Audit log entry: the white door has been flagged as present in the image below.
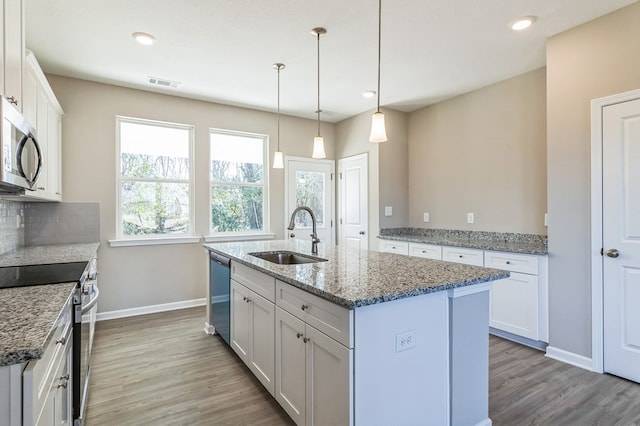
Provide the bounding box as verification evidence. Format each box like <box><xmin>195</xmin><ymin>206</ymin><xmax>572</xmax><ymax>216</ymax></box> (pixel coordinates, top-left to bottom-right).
<box><xmin>275</xmin><ymin>307</ymin><xmax>306</xmax><ymax>425</ymax></box>
<box><xmin>603</xmin><ymin>98</ymin><xmax>640</xmax><ymax>383</ymax></box>
<box><xmin>338</xmin><ymin>154</ymin><xmax>368</xmax><ymax>250</ymax></box>
<box><xmin>230</xmin><ymin>281</ymin><xmax>250</xmax><ymax>362</ymax></box>
<box><xmin>285</xmin><ymin>157</ymin><xmax>334</xmax><ymax>246</ymax></box>
<box><xmin>249</xmin><ymin>292</ymin><xmax>275</xmax><ymax>396</ymax></box>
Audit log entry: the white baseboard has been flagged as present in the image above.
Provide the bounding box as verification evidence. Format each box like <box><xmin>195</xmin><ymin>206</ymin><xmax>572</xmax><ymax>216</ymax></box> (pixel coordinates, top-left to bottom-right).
<box><xmin>475</xmin><ymin>418</ymin><xmax>492</xmax><ymax>426</ymax></box>
<box><xmin>545</xmin><ymin>346</ymin><xmax>593</xmax><ymax>371</ymax></box>
<box><xmin>97</xmin><ymin>298</ymin><xmax>206</xmax><ymax>321</ymax></box>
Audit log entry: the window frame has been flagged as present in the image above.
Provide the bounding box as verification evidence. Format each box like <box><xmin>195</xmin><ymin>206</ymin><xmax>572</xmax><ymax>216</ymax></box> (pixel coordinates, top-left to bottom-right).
<box><xmin>114</xmin><ymin>116</ymin><xmax>195</xmax><ymax>241</ymax></box>
<box><xmin>208</xmin><ymin>127</ymin><xmax>270</xmax><ymax>237</ymax></box>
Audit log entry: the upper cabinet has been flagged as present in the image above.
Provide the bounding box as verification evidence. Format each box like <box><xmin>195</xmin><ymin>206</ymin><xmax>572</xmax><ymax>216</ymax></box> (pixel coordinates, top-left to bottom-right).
<box><xmin>2</xmin><ymin>0</ymin><xmax>25</xmax><ymax>110</ymax></box>
<box><xmin>22</xmin><ymin>51</ymin><xmax>64</xmax><ymax>201</ymax></box>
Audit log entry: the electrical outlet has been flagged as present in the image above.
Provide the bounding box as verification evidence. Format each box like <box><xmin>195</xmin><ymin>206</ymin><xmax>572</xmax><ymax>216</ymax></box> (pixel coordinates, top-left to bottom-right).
<box><xmin>385</xmin><ymin>206</ymin><xmax>393</xmax><ymax>216</ymax></box>
<box><xmin>423</xmin><ymin>212</ymin><xmax>430</xmax><ymax>223</ymax></box>
<box><xmin>396</xmin><ymin>330</ymin><xmax>416</xmax><ymax>352</ymax></box>
<box><xmin>467</xmin><ymin>212</ymin><xmax>475</xmax><ymax>224</ymax></box>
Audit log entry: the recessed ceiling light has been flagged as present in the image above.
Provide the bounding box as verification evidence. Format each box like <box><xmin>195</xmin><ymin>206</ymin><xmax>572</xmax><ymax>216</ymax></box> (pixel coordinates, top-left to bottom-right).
<box><xmin>362</xmin><ymin>90</ymin><xmax>376</xmax><ymax>99</ymax></box>
<box><xmin>132</xmin><ymin>32</ymin><xmax>156</xmax><ymax>45</ymax></box>
<box><xmin>511</xmin><ymin>16</ymin><xmax>537</xmax><ymax>31</ymax></box>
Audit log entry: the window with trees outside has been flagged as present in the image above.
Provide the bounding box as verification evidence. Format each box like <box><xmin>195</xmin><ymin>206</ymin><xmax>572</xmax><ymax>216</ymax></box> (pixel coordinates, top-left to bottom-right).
<box><xmin>210</xmin><ymin>129</ymin><xmax>268</xmax><ymax>234</ymax></box>
<box><xmin>117</xmin><ymin>117</ymin><xmax>193</xmax><ymax>238</ymax></box>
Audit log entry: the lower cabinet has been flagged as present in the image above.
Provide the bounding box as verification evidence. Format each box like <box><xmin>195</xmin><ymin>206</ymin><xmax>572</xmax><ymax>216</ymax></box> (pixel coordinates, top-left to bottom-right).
<box><xmin>230</xmin><ymin>280</ymin><xmax>275</xmax><ymax>395</ymax></box>
<box><xmin>489</xmin><ymin>272</ymin><xmax>539</xmax><ymax>340</ymax></box>
<box><xmin>275</xmin><ymin>306</ymin><xmax>352</xmax><ymax>426</ymax></box>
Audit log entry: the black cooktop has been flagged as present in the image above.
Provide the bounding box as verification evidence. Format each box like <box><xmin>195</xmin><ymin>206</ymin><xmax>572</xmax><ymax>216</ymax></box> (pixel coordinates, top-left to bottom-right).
<box><xmin>0</xmin><ymin>262</ymin><xmax>88</xmax><ymax>289</ymax></box>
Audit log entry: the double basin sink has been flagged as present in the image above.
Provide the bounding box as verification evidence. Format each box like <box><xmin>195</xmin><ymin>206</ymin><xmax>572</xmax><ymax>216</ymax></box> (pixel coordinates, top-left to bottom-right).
<box><xmin>249</xmin><ymin>251</ymin><xmax>327</xmax><ymax>265</ymax></box>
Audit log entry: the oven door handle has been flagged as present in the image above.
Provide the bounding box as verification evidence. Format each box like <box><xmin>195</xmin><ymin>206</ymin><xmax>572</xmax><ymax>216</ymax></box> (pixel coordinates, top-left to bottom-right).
<box><xmin>81</xmin><ymin>286</ymin><xmax>100</xmax><ymax>314</ymax></box>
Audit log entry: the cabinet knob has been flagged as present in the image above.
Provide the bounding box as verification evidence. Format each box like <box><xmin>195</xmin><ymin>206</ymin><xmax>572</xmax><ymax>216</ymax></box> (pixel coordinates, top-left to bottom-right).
<box><xmin>301</xmin><ymin>304</ymin><xmax>309</xmax><ymax>311</ymax></box>
<box><xmin>505</xmin><ymin>261</ymin><xmax>511</xmax><ymax>265</ymax></box>
<box><xmin>56</xmin><ymin>337</ymin><xmax>66</xmax><ymax>345</ymax></box>
<box><xmin>296</xmin><ymin>332</ymin><xmax>303</xmax><ymax>339</ymax></box>
<box><xmin>37</xmin><ymin>186</ymin><xmax>45</xmax><ymax>191</ymax></box>
<box><xmin>303</xmin><ymin>337</ymin><xmax>311</xmax><ymax>343</ymax></box>
<box><xmin>359</xmin><ymin>231</ymin><xmax>366</xmax><ymax>235</ymax></box>
<box><xmin>245</xmin><ymin>298</ymin><xmax>251</xmax><ymax>303</ymax></box>
<box><xmin>57</xmin><ymin>382</ymin><xmax>68</xmax><ymax>389</ymax></box>
<box><xmin>422</xmin><ymin>250</ymin><xmax>426</xmax><ymax>253</ymax></box>
<box><xmin>289</xmin><ymin>232</ymin><xmax>296</xmax><ymax>238</ymax></box>
<box><xmin>459</xmin><ymin>255</ymin><xmax>463</xmax><ymax>258</ymax></box>
<box><xmin>7</xmin><ymin>96</ymin><xmax>18</xmax><ymax>106</ymax></box>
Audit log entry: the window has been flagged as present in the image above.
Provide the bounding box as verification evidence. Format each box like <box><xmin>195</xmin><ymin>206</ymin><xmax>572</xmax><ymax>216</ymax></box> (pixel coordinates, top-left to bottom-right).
<box><xmin>210</xmin><ymin>129</ymin><xmax>268</xmax><ymax>234</ymax></box>
<box><xmin>116</xmin><ymin>117</ymin><xmax>193</xmax><ymax>238</ymax></box>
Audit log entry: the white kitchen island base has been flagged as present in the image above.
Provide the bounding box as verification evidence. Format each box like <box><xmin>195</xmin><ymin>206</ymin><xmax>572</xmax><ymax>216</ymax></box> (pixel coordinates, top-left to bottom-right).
<box><xmin>354</xmin><ymin>282</ymin><xmax>491</xmax><ymax>426</ymax></box>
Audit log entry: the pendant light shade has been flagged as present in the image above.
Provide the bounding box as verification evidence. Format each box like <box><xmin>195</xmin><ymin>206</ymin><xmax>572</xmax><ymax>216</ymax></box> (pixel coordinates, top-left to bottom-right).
<box><xmin>369</xmin><ymin>0</ymin><xmax>388</xmax><ymax>143</ymax></box>
<box><xmin>311</xmin><ymin>27</ymin><xmax>327</xmax><ymax>159</ymax></box>
<box><xmin>369</xmin><ymin>111</ymin><xmax>387</xmax><ymax>143</ymax></box>
<box><xmin>273</xmin><ymin>63</ymin><xmax>285</xmax><ymax>169</ymax></box>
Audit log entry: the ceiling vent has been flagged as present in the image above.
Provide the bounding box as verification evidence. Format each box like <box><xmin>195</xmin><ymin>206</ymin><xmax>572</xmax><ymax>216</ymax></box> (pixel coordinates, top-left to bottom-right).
<box><xmin>146</xmin><ymin>76</ymin><xmax>181</xmax><ymax>88</ymax></box>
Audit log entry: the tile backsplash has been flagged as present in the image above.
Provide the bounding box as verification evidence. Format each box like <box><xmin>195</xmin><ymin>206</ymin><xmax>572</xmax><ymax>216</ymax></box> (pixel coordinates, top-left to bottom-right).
<box><xmin>0</xmin><ymin>201</ymin><xmax>100</xmax><ymax>254</ymax></box>
<box><xmin>0</xmin><ymin>201</ymin><xmax>24</xmax><ymax>254</ymax></box>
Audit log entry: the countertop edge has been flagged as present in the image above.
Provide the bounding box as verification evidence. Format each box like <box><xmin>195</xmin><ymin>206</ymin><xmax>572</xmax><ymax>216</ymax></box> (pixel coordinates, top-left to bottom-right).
<box><xmin>377</xmin><ymin>235</ymin><xmax>548</xmax><ymax>255</ymax></box>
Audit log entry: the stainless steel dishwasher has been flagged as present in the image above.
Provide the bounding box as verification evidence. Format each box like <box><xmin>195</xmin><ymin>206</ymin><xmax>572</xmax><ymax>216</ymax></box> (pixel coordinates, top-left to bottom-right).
<box><xmin>209</xmin><ymin>251</ymin><xmax>231</xmax><ymax>345</ymax></box>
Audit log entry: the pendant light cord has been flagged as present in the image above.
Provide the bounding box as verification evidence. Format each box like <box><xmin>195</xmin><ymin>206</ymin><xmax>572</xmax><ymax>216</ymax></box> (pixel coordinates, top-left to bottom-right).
<box><xmin>376</xmin><ymin>0</ymin><xmax>382</xmax><ymax>114</ymax></box>
<box><xmin>316</xmin><ymin>31</ymin><xmax>321</xmax><ymax>137</ymax></box>
<box><xmin>277</xmin><ymin>66</ymin><xmax>281</xmax><ymax>151</ymax></box>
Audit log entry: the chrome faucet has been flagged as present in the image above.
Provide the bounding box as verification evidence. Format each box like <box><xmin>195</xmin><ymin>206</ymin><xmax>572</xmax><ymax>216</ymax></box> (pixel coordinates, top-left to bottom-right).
<box><xmin>287</xmin><ymin>206</ymin><xmax>320</xmax><ymax>254</ymax></box>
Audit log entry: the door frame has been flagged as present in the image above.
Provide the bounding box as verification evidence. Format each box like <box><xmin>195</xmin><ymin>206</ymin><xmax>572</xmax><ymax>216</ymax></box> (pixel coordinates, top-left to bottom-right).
<box><xmin>284</xmin><ymin>155</ymin><xmax>335</xmax><ymax>245</ymax></box>
<box><xmin>590</xmin><ymin>88</ymin><xmax>640</xmax><ymax>374</ymax></box>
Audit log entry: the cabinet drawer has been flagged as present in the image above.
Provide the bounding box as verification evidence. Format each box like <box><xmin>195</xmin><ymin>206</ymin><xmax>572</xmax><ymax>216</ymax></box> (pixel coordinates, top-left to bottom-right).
<box><xmin>409</xmin><ymin>243</ymin><xmax>442</xmax><ymax>260</ymax></box>
<box><xmin>380</xmin><ymin>240</ymin><xmax>409</xmax><ymax>255</ymax></box>
<box><xmin>442</xmin><ymin>246</ymin><xmax>484</xmax><ymax>266</ymax></box>
<box><xmin>276</xmin><ymin>281</ymin><xmax>353</xmax><ymax>348</ymax></box>
<box><xmin>484</xmin><ymin>251</ymin><xmax>539</xmax><ymax>275</ymax></box>
<box><xmin>232</xmin><ymin>262</ymin><xmax>276</xmax><ymax>302</ymax></box>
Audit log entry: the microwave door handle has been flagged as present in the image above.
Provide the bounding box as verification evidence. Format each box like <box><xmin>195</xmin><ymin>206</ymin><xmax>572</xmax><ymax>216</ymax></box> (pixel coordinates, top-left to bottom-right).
<box><xmin>81</xmin><ymin>286</ymin><xmax>100</xmax><ymax>314</ymax></box>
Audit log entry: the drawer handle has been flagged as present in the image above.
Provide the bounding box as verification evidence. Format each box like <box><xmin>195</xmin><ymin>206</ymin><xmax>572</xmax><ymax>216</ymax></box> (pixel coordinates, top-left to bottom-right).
<box><xmin>56</xmin><ymin>337</ymin><xmax>66</xmax><ymax>345</ymax></box>
<box><xmin>57</xmin><ymin>382</ymin><xmax>68</xmax><ymax>389</ymax></box>
<box><xmin>422</xmin><ymin>250</ymin><xmax>426</xmax><ymax>253</ymax></box>
<box><xmin>59</xmin><ymin>374</ymin><xmax>69</xmax><ymax>381</ymax></box>
<box><xmin>7</xmin><ymin>96</ymin><xmax>18</xmax><ymax>106</ymax></box>
<box><xmin>506</xmin><ymin>261</ymin><xmax>511</xmax><ymax>265</ymax></box>
<box><xmin>296</xmin><ymin>332</ymin><xmax>303</xmax><ymax>339</ymax></box>
<box><xmin>301</xmin><ymin>304</ymin><xmax>309</xmax><ymax>311</ymax></box>
<box><xmin>392</xmin><ymin>246</ymin><xmax>396</xmax><ymax>249</ymax></box>
<box><xmin>303</xmin><ymin>337</ymin><xmax>311</xmax><ymax>343</ymax></box>
<box><xmin>245</xmin><ymin>298</ymin><xmax>251</xmax><ymax>303</ymax></box>
<box><xmin>459</xmin><ymin>255</ymin><xmax>464</xmax><ymax>258</ymax></box>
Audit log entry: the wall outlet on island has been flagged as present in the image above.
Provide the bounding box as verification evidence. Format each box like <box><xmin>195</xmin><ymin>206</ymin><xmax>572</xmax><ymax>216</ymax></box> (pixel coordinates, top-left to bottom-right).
<box><xmin>396</xmin><ymin>330</ymin><xmax>416</xmax><ymax>352</ymax></box>
<box><xmin>467</xmin><ymin>212</ymin><xmax>475</xmax><ymax>224</ymax></box>
<box><xmin>423</xmin><ymin>212</ymin><xmax>429</xmax><ymax>222</ymax></box>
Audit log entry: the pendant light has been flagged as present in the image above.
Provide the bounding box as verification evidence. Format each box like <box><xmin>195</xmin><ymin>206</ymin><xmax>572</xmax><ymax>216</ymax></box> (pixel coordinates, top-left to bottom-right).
<box><xmin>311</xmin><ymin>27</ymin><xmax>327</xmax><ymax>159</ymax></box>
<box><xmin>369</xmin><ymin>0</ymin><xmax>388</xmax><ymax>143</ymax></box>
<box><xmin>272</xmin><ymin>63</ymin><xmax>285</xmax><ymax>169</ymax></box>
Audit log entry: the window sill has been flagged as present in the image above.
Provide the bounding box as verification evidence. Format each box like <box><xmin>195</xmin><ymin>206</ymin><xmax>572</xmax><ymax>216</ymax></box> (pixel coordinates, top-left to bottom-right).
<box><xmin>204</xmin><ymin>233</ymin><xmax>276</xmax><ymax>243</ymax></box>
<box><xmin>109</xmin><ymin>236</ymin><xmax>202</xmax><ymax>247</ymax></box>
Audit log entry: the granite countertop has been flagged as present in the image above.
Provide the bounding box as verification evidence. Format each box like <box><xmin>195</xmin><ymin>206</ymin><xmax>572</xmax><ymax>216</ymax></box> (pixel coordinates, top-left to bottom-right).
<box><xmin>0</xmin><ymin>242</ymin><xmax>100</xmax><ymax>367</ymax></box>
<box><xmin>0</xmin><ymin>283</ymin><xmax>76</xmax><ymax>367</ymax></box>
<box><xmin>0</xmin><ymin>242</ymin><xmax>100</xmax><ymax>267</ymax></box>
<box><xmin>378</xmin><ymin>228</ymin><xmax>548</xmax><ymax>255</ymax></box>
<box><xmin>205</xmin><ymin>240</ymin><xmax>509</xmax><ymax>308</ymax></box>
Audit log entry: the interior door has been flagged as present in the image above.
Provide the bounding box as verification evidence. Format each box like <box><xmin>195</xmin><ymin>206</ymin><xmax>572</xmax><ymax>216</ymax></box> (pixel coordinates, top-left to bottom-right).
<box><xmin>603</xmin><ymin>98</ymin><xmax>640</xmax><ymax>383</ymax></box>
<box><xmin>338</xmin><ymin>154</ymin><xmax>368</xmax><ymax>251</ymax></box>
<box><xmin>285</xmin><ymin>157</ymin><xmax>334</xmax><ymax>246</ymax></box>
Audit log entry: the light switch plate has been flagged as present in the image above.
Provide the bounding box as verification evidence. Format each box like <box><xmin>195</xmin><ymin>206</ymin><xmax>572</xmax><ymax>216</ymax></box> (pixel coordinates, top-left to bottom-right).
<box><xmin>423</xmin><ymin>212</ymin><xmax>430</xmax><ymax>222</ymax></box>
<box><xmin>544</xmin><ymin>213</ymin><xmax>548</xmax><ymax>226</ymax></box>
<box><xmin>467</xmin><ymin>212</ymin><xmax>475</xmax><ymax>224</ymax></box>
<box><xmin>385</xmin><ymin>206</ymin><xmax>393</xmax><ymax>216</ymax></box>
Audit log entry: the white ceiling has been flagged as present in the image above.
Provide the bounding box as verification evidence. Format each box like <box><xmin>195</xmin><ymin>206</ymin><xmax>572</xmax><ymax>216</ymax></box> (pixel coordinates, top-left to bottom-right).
<box><xmin>25</xmin><ymin>0</ymin><xmax>637</xmax><ymax>123</ymax></box>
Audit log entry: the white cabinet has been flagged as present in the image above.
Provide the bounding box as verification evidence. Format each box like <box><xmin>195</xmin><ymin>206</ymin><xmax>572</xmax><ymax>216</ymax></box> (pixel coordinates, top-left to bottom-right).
<box><xmin>409</xmin><ymin>242</ymin><xmax>442</xmax><ymax>260</ymax></box>
<box><xmin>23</xmin><ymin>295</ymin><xmax>73</xmax><ymax>426</ymax></box>
<box><xmin>21</xmin><ymin>51</ymin><xmax>63</xmax><ymax>201</ymax></box>
<box><xmin>2</xmin><ymin>0</ymin><xmax>24</xmax><ymax>110</ymax></box>
<box><xmin>442</xmin><ymin>246</ymin><xmax>484</xmax><ymax>266</ymax></box>
<box><xmin>275</xmin><ymin>306</ymin><xmax>352</xmax><ymax>426</ymax></box>
<box><xmin>379</xmin><ymin>240</ymin><xmax>409</xmax><ymax>255</ymax></box>
<box><xmin>230</xmin><ymin>263</ymin><xmax>276</xmax><ymax>396</ymax></box>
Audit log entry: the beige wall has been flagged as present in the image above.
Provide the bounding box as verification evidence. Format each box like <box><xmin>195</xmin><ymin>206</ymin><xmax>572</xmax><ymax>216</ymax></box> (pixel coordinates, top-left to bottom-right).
<box><xmin>546</xmin><ymin>2</ymin><xmax>640</xmax><ymax>357</ymax></box>
<box><xmin>335</xmin><ymin>107</ymin><xmax>409</xmax><ymax>250</ymax></box>
<box><xmin>49</xmin><ymin>75</ymin><xmax>334</xmax><ymax>313</ymax></box>
<box><xmin>408</xmin><ymin>68</ymin><xmax>547</xmax><ymax>234</ymax></box>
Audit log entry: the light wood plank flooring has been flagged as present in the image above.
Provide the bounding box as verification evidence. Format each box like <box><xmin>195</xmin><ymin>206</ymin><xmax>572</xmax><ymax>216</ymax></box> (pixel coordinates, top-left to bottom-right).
<box><xmin>86</xmin><ymin>306</ymin><xmax>640</xmax><ymax>425</ymax></box>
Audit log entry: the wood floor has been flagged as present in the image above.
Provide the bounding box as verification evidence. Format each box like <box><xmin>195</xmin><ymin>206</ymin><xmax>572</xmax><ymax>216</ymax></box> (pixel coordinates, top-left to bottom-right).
<box><xmin>85</xmin><ymin>306</ymin><xmax>640</xmax><ymax>425</ymax></box>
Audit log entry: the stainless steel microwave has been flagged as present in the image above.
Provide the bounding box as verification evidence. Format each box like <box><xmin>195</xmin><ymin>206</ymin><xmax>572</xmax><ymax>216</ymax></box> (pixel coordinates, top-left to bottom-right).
<box><xmin>1</xmin><ymin>96</ymin><xmax>42</xmax><ymax>192</ymax></box>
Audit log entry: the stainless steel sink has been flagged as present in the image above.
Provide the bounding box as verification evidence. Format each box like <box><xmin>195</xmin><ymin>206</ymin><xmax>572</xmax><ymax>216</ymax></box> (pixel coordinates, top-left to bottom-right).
<box><xmin>249</xmin><ymin>251</ymin><xmax>328</xmax><ymax>265</ymax></box>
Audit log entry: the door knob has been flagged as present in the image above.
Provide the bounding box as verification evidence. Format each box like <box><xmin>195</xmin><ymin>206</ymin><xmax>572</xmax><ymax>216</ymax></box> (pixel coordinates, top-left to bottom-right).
<box><xmin>606</xmin><ymin>248</ymin><xmax>620</xmax><ymax>258</ymax></box>
<box><xmin>359</xmin><ymin>231</ymin><xmax>366</xmax><ymax>235</ymax></box>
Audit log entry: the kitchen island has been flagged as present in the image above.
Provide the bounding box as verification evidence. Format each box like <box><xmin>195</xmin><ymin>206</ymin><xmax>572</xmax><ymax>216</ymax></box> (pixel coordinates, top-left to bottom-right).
<box><xmin>205</xmin><ymin>240</ymin><xmax>509</xmax><ymax>426</ymax></box>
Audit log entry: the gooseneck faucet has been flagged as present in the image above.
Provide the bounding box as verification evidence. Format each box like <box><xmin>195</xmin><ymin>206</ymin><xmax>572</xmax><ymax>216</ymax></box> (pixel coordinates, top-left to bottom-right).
<box><xmin>287</xmin><ymin>206</ymin><xmax>320</xmax><ymax>254</ymax></box>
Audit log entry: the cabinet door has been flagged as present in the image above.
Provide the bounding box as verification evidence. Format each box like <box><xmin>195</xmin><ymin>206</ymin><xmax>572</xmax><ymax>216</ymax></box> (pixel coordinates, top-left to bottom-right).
<box><xmin>230</xmin><ymin>281</ymin><xmax>250</xmax><ymax>363</ymax></box>
<box><xmin>490</xmin><ymin>273</ymin><xmax>539</xmax><ymax>340</ymax></box>
<box><xmin>305</xmin><ymin>325</ymin><xmax>352</xmax><ymax>426</ymax></box>
<box><xmin>3</xmin><ymin>0</ymin><xmax>23</xmax><ymax>110</ymax></box>
<box><xmin>275</xmin><ymin>307</ymin><xmax>306</xmax><ymax>425</ymax></box>
<box><xmin>249</xmin><ymin>291</ymin><xmax>275</xmax><ymax>396</ymax></box>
